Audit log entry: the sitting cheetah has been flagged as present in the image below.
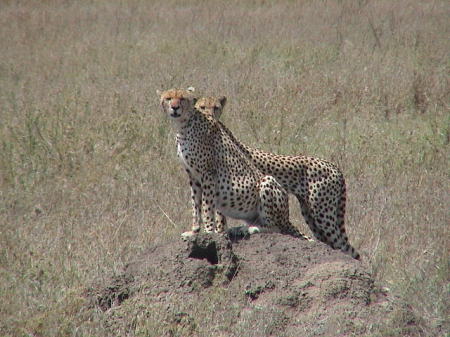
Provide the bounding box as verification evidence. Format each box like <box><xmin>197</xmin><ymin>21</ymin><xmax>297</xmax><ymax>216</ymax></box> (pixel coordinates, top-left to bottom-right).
<box><xmin>195</xmin><ymin>96</ymin><xmax>360</xmax><ymax>259</ymax></box>
<box><xmin>157</xmin><ymin>88</ymin><xmax>310</xmax><ymax>241</ymax></box>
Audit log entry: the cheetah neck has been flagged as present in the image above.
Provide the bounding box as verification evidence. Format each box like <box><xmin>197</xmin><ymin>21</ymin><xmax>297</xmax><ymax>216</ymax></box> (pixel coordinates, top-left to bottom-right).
<box><xmin>169</xmin><ymin>109</ymin><xmax>196</xmax><ymax>136</ymax></box>
<box><xmin>175</xmin><ymin>111</ymin><xmax>212</xmax><ymax>143</ymax></box>
<box><xmin>216</xmin><ymin>120</ymin><xmax>252</xmax><ymax>155</ymax></box>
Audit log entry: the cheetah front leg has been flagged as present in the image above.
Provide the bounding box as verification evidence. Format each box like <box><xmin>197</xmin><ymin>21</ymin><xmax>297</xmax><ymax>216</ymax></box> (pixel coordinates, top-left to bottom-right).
<box><xmin>182</xmin><ymin>171</ymin><xmax>220</xmax><ymax>238</ymax></box>
<box><xmin>200</xmin><ymin>171</ymin><xmax>217</xmax><ymax>233</ymax></box>
<box><xmin>181</xmin><ymin>171</ymin><xmax>203</xmax><ymax>239</ymax></box>
<box><xmin>215</xmin><ymin>211</ymin><xmax>227</xmax><ymax>233</ymax></box>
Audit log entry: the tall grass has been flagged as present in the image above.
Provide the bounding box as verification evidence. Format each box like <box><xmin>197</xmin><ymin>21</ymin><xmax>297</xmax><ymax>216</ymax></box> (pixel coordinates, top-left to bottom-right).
<box><xmin>0</xmin><ymin>0</ymin><xmax>448</xmax><ymax>336</ymax></box>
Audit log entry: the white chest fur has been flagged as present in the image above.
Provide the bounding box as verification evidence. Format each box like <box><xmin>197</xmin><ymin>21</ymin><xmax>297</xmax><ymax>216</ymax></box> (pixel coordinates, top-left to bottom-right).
<box><xmin>176</xmin><ymin>140</ymin><xmax>184</xmax><ymax>161</ymax></box>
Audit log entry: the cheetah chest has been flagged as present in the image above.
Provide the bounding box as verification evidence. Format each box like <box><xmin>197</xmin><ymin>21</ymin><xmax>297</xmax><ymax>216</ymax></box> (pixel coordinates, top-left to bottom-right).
<box><xmin>176</xmin><ymin>136</ymin><xmax>211</xmax><ymax>181</ymax></box>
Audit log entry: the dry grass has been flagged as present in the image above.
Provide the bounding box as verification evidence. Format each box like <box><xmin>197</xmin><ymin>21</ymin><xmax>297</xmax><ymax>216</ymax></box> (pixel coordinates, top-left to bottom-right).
<box><xmin>0</xmin><ymin>0</ymin><xmax>448</xmax><ymax>336</ymax></box>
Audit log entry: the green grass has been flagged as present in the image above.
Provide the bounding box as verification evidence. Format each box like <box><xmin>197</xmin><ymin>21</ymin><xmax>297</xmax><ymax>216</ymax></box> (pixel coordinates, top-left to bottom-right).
<box><xmin>0</xmin><ymin>0</ymin><xmax>448</xmax><ymax>336</ymax></box>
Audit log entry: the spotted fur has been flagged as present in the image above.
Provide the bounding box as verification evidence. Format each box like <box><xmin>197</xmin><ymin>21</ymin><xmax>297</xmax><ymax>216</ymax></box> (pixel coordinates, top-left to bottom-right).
<box><xmin>195</xmin><ymin>96</ymin><xmax>360</xmax><ymax>259</ymax></box>
<box><xmin>157</xmin><ymin>88</ymin><xmax>311</xmax><ymax>241</ymax></box>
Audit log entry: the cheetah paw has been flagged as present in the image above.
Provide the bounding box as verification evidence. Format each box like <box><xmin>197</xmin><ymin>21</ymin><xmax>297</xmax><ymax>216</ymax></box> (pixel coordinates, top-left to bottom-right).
<box><xmin>181</xmin><ymin>231</ymin><xmax>197</xmax><ymax>240</ymax></box>
<box><xmin>226</xmin><ymin>225</ymin><xmax>256</xmax><ymax>240</ymax></box>
<box><xmin>248</xmin><ymin>226</ymin><xmax>261</xmax><ymax>234</ymax></box>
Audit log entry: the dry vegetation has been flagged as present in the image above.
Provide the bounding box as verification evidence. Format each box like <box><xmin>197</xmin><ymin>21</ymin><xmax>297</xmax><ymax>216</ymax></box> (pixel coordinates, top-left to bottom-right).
<box><xmin>0</xmin><ymin>0</ymin><xmax>448</xmax><ymax>336</ymax></box>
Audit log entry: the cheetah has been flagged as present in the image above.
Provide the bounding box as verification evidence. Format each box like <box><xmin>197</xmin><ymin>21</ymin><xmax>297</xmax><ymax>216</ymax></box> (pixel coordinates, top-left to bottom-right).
<box><xmin>157</xmin><ymin>88</ymin><xmax>311</xmax><ymax>242</ymax></box>
<box><xmin>195</xmin><ymin>96</ymin><xmax>360</xmax><ymax>259</ymax></box>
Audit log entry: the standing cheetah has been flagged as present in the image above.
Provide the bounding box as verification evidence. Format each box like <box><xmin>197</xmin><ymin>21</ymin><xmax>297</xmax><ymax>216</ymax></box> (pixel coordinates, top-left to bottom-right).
<box><xmin>195</xmin><ymin>96</ymin><xmax>360</xmax><ymax>259</ymax></box>
<box><xmin>157</xmin><ymin>88</ymin><xmax>310</xmax><ymax>241</ymax></box>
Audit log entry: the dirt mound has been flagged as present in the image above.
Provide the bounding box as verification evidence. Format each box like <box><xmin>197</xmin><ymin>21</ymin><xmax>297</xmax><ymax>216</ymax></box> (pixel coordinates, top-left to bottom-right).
<box><xmin>86</xmin><ymin>233</ymin><xmax>421</xmax><ymax>337</ymax></box>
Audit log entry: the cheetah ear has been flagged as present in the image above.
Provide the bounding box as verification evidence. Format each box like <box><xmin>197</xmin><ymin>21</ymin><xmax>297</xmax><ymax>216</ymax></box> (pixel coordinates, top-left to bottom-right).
<box><xmin>219</xmin><ymin>96</ymin><xmax>227</xmax><ymax>108</ymax></box>
<box><xmin>192</xmin><ymin>97</ymin><xmax>198</xmax><ymax>105</ymax></box>
<box><xmin>187</xmin><ymin>87</ymin><xmax>195</xmax><ymax>93</ymax></box>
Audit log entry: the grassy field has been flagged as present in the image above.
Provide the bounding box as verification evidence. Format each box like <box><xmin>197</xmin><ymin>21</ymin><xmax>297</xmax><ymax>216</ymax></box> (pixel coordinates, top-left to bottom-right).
<box><xmin>0</xmin><ymin>0</ymin><xmax>448</xmax><ymax>336</ymax></box>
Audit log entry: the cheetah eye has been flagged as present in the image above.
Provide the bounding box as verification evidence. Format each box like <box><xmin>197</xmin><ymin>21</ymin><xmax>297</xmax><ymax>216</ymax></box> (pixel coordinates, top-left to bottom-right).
<box><xmin>200</xmin><ymin>106</ymin><xmax>206</xmax><ymax>110</ymax></box>
<box><xmin>180</xmin><ymin>97</ymin><xmax>185</xmax><ymax>102</ymax></box>
<box><xmin>165</xmin><ymin>97</ymin><xmax>171</xmax><ymax>101</ymax></box>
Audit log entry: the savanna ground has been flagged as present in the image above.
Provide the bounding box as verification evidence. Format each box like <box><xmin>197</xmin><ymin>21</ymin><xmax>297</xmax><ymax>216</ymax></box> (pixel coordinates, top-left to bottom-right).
<box><xmin>0</xmin><ymin>0</ymin><xmax>448</xmax><ymax>336</ymax></box>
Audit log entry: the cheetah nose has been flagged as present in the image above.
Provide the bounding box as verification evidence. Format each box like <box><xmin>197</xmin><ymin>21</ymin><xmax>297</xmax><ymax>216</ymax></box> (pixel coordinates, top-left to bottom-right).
<box><xmin>172</xmin><ymin>105</ymin><xmax>180</xmax><ymax>111</ymax></box>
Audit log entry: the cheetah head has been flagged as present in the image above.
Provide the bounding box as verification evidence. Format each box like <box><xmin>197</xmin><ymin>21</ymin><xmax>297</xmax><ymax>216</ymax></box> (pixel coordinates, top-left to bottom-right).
<box><xmin>157</xmin><ymin>87</ymin><xmax>197</xmax><ymax>123</ymax></box>
<box><xmin>195</xmin><ymin>96</ymin><xmax>227</xmax><ymax>119</ymax></box>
